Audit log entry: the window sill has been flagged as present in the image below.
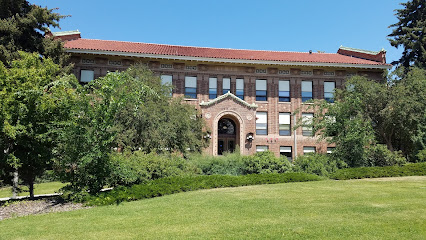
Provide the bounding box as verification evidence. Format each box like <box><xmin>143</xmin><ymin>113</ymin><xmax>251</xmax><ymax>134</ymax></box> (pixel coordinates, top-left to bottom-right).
<box><xmin>255</xmin><ymin>101</ymin><xmax>269</xmax><ymax>104</ymax></box>
<box><xmin>278</xmin><ymin>102</ymin><xmax>291</xmax><ymax>104</ymax></box>
<box><xmin>184</xmin><ymin>98</ymin><xmax>198</xmax><ymax>101</ymax></box>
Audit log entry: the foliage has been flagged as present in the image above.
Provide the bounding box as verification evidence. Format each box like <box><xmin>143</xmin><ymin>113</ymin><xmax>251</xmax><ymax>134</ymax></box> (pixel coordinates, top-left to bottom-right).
<box><xmin>108</xmin><ymin>151</ymin><xmax>200</xmax><ymax>187</ymax></box>
<box><xmin>110</xmin><ymin>64</ymin><xmax>207</xmax><ymax>154</ymax></box>
<box><xmin>307</xmin><ymin>69</ymin><xmax>426</xmax><ymax>165</ymax></box>
<box><xmin>54</xmin><ymin>66</ymin><xmax>207</xmax><ymax>195</ymax></box>
<box><xmin>330</xmin><ymin>162</ymin><xmax>426</xmax><ymax>180</ymax></box>
<box><xmin>416</xmin><ymin>149</ymin><xmax>426</xmax><ymax>162</ymax></box>
<box><xmin>0</xmin><ymin>0</ymin><xmax>68</xmax><ymax>68</ymax></box>
<box><xmin>84</xmin><ymin>173</ymin><xmax>321</xmax><ymax>205</ymax></box>
<box><xmin>186</xmin><ymin>151</ymin><xmax>245</xmax><ymax>176</ymax></box>
<box><xmin>292</xmin><ymin>153</ymin><xmax>346</xmax><ymax>177</ymax></box>
<box><xmin>0</xmin><ymin>52</ymin><xmax>78</xmax><ymax>198</ymax></box>
<box><xmin>242</xmin><ymin>151</ymin><xmax>292</xmax><ymax>174</ymax></box>
<box><xmin>388</xmin><ymin>0</ymin><xmax>426</xmax><ymax>69</ymax></box>
<box><xmin>365</xmin><ymin>144</ymin><xmax>407</xmax><ymax>167</ymax></box>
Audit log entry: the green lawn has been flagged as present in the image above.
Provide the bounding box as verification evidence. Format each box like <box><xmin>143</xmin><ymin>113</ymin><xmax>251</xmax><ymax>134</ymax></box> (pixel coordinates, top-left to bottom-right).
<box><xmin>0</xmin><ymin>182</ymin><xmax>65</xmax><ymax>198</ymax></box>
<box><xmin>1</xmin><ymin>177</ymin><xmax>425</xmax><ymax>239</ymax></box>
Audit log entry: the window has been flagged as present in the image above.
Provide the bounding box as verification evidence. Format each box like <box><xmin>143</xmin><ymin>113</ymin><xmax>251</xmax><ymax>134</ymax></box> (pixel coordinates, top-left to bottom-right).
<box><xmin>161</xmin><ymin>75</ymin><xmax>173</xmax><ymax>96</ymax></box>
<box><xmin>80</xmin><ymin>70</ymin><xmax>94</xmax><ymax>83</ymax></box>
<box><xmin>256</xmin><ymin>145</ymin><xmax>269</xmax><ymax>152</ymax></box>
<box><xmin>236</xmin><ymin>78</ymin><xmax>244</xmax><ymax>100</ymax></box>
<box><xmin>256</xmin><ymin>112</ymin><xmax>267</xmax><ymax>135</ymax></box>
<box><xmin>209</xmin><ymin>77</ymin><xmax>217</xmax><ymax>99</ymax></box>
<box><xmin>222</xmin><ymin>78</ymin><xmax>230</xmax><ymax>95</ymax></box>
<box><xmin>279</xmin><ymin>80</ymin><xmax>290</xmax><ymax>102</ymax></box>
<box><xmin>324</xmin><ymin>81</ymin><xmax>335</xmax><ymax>103</ymax></box>
<box><xmin>327</xmin><ymin>147</ymin><xmax>335</xmax><ymax>154</ymax></box>
<box><xmin>302</xmin><ymin>113</ymin><xmax>313</xmax><ymax>136</ymax></box>
<box><xmin>303</xmin><ymin>146</ymin><xmax>316</xmax><ymax>154</ymax></box>
<box><xmin>301</xmin><ymin>81</ymin><xmax>313</xmax><ymax>102</ymax></box>
<box><xmin>185</xmin><ymin>76</ymin><xmax>197</xmax><ymax>99</ymax></box>
<box><xmin>161</xmin><ymin>75</ymin><xmax>172</xmax><ymax>85</ymax></box>
<box><xmin>280</xmin><ymin>146</ymin><xmax>292</xmax><ymax>161</ymax></box>
<box><xmin>279</xmin><ymin>113</ymin><xmax>291</xmax><ymax>136</ymax></box>
<box><xmin>256</xmin><ymin>79</ymin><xmax>267</xmax><ymax>101</ymax></box>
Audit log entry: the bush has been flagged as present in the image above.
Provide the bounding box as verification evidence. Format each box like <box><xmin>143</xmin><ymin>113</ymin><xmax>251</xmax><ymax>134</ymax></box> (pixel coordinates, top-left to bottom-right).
<box><xmin>292</xmin><ymin>153</ymin><xmax>346</xmax><ymax>177</ymax></box>
<box><xmin>84</xmin><ymin>172</ymin><xmax>322</xmax><ymax>205</ymax></box>
<box><xmin>107</xmin><ymin>151</ymin><xmax>200</xmax><ymax>186</ymax></box>
<box><xmin>186</xmin><ymin>151</ymin><xmax>244</xmax><ymax>175</ymax></box>
<box><xmin>242</xmin><ymin>151</ymin><xmax>291</xmax><ymax>174</ymax></box>
<box><xmin>366</xmin><ymin>144</ymin><xmax>407</xmax><ymax>167</ymax></box>
<box><xmin>416</xmin><ymin>149</ymin><xmax>426</xmax><ymax>162</ymax></box>
<box><xmin>330</xmin><ymin>162</ymin><xmax>426</xmax><ymax>180</ymax></box>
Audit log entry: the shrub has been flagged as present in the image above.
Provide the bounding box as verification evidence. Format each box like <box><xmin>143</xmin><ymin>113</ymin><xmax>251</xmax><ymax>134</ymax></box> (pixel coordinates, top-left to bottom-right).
<box><xmin>416</xmin><ymin>149</ymin><xmax>426</xmax><ymax>162</ymax></box>
<box><xmin>186</xmin><ymin>151</ymin><xmax>244</xmax><ymax>175</ymax></box>
<box><xmin>84</xmin><ymin>172</ymin><xmax>322</xmax><ymax>205</ymax></box>
<box><xmin>330</xmin><ymin>162</ymin><xmax>426</xmax><ymax>180</ymax></box>
<box><xmin>292</xmin><ymin>153</ymin><xmax>346</xmax><ymax>177</ymax></box>
<box><xmin>366</xmin><ymin>144</ymin><xmax>407</xmax><ymax>167</ymax></box>
<box><xmin>242</xmin><ymin>151</ymin><xmax>291</xmax><ymax>174</ymax></box>
<box><xmin>107</xmin><ymin>151</ymin><xmax>200</xmax><ymax>186</ymax></box>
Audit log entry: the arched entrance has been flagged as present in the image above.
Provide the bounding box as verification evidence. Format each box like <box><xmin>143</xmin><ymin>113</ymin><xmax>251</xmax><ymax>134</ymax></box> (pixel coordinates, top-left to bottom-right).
<box><xmin>217</xmin><ymin>117</ymin><xmax>238</xmax><ymax>155</ymax></box>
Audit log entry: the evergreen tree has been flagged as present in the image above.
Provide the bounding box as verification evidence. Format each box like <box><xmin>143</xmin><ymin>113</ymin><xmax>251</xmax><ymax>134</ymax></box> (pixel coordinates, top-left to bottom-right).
<box><xmin>0</xmin><ymin>0</ymin><xmax>68</xmax><ymax>67</ymax></box>
<box><xmin>388</xmin><ymin>0</ymin><xmax>426</xmax><ymax>69</ymax></box>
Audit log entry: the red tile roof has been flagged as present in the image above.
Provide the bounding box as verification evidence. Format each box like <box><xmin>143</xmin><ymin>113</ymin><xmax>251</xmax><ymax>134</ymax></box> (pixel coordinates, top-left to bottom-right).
<box><xmin>64</xmin><ymin>38</ymin><xmax>389</xmax><ymax>66</ymax></box>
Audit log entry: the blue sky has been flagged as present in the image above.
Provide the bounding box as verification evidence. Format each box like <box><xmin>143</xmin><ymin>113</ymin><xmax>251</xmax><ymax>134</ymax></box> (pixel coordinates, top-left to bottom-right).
<box><xmin>33</xmin><ymin>0</ymin><xmax>405</xmax><ymax>64</ymax></box>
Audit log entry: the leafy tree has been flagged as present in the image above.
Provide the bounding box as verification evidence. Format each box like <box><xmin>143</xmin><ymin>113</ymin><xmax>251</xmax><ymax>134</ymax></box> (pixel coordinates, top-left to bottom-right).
<box><xmin>55</xmin><ymin>65</ymin><xmax>207</xmax><ymax>195</ymax></box>
<box><xmin>388</xmin><ymin>0</ymin><xmax>426</xmax><ymax>69</ymax></box>
<box><xmin>0</xmin><ymin>0</ymin><xmax>68</xmax><ymax>68</ymax></box>
<box><xmin>0</xmin><ymin>52</ymin><xmax>78</xmax><ymax>198</ymax></box>
<box><xmin>307</xmin><ymin>69</ymin><xmax>426</xmax><ymax>165</ymax></box>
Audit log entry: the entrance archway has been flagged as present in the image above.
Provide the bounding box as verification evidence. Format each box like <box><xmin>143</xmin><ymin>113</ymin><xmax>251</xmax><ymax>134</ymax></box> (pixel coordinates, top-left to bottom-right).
<box><xmin>217</xmin><ymin>117</ymin><xmax>238</xmax><ymax>155</ymax></box>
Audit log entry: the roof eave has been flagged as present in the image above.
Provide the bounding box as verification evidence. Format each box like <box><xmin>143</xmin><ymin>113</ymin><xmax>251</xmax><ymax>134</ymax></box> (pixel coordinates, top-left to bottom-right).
<box><xmin>66</xmin><ymin>48</ymin><xmax>392</xmax><ymax>70</ymax></box>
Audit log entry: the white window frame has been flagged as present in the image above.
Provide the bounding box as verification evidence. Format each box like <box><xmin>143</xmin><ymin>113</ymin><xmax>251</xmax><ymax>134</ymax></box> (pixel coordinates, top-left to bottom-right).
<box><xmin>185</xmin><ymin>76</ymin><xmax>197</xmax><ymax>99</ymax></box>
<box><xmin>256</xmin><ymin>145</ymin><xmax>269</xmax><ymax>152</ymax></box>
<box><xmin>80</xmin><ymin>70</ymin><xmax>94</xmax><ymax>83</ymax></box>
<box><xmin>301</xmin><ymin>81</ymin><xmax>313</xmax><ymax>102</ymax></box>
<box><xmin>280</xmin><ymin>146</ymin><xmax>292</xmax><ymax>161</ymax></box>
<box><xmin>209</xmin><ymin>77</ymin><xmax>217</xmax><ymax>99</ymax></box>
<box><xmin>303</xmin><ymin>146</ymin><xmax>316</xmax><ymax>154</ymax></box>
<box><xmin>279</xmin><ymin>113</ymin><xmax>291</xmax><ymax>136</ymax></box>
<box><xmin>256</xmin><ymin>79</ymin><xmax>267</xmax><ymax>101</ymax></box>
<box><xmin>222</xmin><ymin>78</ymin><xmax>230</xmax><ymax>94</ymax></box>
<box><xmin>236</xmin><ymin>78</ymin><xmax>244</xmax><ymax>100</ymax></box>
<box><xmin>256</xmin><ymin>112</ymin><xmax>268</xmax><ymax>135</ymax></box>
<box><xmin>302</xmin><ymin>113</ymin><xmax>314</xmax><ymax>136</ymax></box>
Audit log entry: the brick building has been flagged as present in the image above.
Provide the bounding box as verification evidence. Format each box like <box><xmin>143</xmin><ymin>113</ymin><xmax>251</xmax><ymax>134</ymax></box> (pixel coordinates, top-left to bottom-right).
<box><xmin>54</xmin><ymin>30</ymin><xmax>391</xmax><ymax>159</ymax></box>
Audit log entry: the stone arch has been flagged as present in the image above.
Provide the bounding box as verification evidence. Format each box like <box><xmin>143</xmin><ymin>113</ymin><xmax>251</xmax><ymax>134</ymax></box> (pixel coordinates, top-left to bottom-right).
<box><xmin>213</xmin><ymin>110</ymin><xmax>245</xmax><ymax>155</ymax></box>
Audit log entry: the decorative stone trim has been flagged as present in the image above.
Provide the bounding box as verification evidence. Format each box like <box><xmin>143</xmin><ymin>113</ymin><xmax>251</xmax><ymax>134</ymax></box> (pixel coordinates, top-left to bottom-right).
<box><xmin>200</xmin><ymin>92</ymin><xmax>258</xmax><ymax>109</ymax></box>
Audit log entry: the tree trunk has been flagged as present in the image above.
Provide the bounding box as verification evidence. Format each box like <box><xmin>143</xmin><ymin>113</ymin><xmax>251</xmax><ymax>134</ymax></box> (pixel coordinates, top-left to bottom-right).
<box><xmin>12</xmin><ymin>169</ymin><xmax>18</xmax><ymax>199</ymax></box>
<box><xmin>29</xmin><ymin>180</ymin><xmax>34</xmax><ymax>199</ymax></box>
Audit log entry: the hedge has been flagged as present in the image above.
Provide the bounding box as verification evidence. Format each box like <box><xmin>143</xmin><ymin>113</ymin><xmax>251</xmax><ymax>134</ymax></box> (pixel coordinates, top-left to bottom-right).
<box><xmin>330</xmin><ymin>162</ymin><xmax>426</xmax><ymax>180</ymax></box>
<box><xmin>84</xmin><ymin>172</ymin><xmax>321</xmax><ymax>206</ymax></box>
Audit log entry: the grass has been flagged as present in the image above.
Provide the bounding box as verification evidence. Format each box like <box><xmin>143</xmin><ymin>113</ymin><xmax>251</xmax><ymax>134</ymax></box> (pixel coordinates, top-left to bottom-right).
<box><xmin>1</xmin><ymin>176</ymin><xmax>425</xmax><ymax>239</ymax></box>
<box><xmin>0</xmin><ymin>182</ymin><xmax>65</xmax><ymax>198</ymax></box>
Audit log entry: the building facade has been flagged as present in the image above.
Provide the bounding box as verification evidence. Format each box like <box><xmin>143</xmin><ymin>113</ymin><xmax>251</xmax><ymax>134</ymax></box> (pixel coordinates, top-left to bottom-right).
<box><xmin>54</xmin><ymin>30</ymin><xmax>391</xmax><ymax>159</ymax></box>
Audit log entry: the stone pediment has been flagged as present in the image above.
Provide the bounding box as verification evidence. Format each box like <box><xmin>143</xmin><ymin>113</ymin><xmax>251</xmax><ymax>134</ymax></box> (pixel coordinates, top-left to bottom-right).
<box><xmin>199</xmin><ymin>92</ymin><xmax>258</xmax><ymax>109</ymax></box>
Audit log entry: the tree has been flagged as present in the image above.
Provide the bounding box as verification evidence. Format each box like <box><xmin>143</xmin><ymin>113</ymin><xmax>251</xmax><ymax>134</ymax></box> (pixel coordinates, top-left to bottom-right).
<box><xmin>54</xmin><ymin>65</ymin><xmax>207</xmax><ymax>195</ymax></box>
<box><xmin>388</xmin><ymin>0</ymin><xmax>426</xmax><ymax>69</ymax></box>
<box><xmin>0</xmin><ymin>52</ymin><xmax>78</xmax><ymax>198</ymax></box>
<box><xmin>0</xmin><ymin>0</ymin><xmax>68</xmax><ymax>68</ymax></box>
<box><xmin>307</xmin><ymin>69</ymin><xmax>426</xmax><ymax>165</ymax></box>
